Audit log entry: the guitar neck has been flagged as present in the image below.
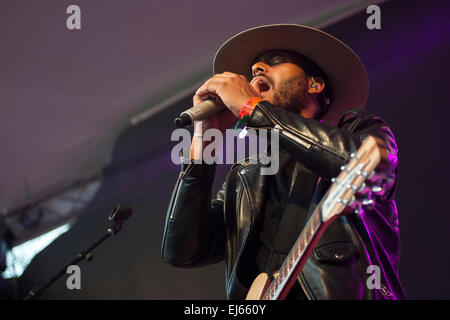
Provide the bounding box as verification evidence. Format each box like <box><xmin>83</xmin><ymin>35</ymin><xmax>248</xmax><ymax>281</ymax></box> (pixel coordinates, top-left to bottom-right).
<box><xmin>259</xmin><ymin>136</ymin><xmax>384</xmax><ymax>300</ymax></box>
<box><xmin>262</xmin><ymin>205</ymin><xmax>337</xmax><ymax>300</ymax></box>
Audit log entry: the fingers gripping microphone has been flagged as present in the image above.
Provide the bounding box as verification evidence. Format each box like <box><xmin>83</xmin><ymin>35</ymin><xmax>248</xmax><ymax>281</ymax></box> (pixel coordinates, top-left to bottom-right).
<box><xmin>174</xmin><ymin>99</ymin><xmax>225</xmax><ymax>128</ymax></box>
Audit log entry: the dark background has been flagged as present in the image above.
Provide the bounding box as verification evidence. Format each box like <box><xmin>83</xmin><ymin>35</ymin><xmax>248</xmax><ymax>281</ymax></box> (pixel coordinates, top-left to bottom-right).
<box><xmin>2</xmin><ymin>0</ymin><xmax>450</xmax><ymax>299</ymax></box>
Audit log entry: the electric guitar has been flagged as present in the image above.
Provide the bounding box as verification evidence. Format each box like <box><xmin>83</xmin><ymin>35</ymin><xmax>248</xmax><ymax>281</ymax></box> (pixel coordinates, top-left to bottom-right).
<box><xmin>246</xmin><ymin>135</ymin><xmax>392</xmax><ymax>300</ymax></box>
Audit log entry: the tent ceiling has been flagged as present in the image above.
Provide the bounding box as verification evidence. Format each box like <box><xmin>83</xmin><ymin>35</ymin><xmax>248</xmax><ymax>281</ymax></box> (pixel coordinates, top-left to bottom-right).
<box><xmin>0</xmin><ymin>0</ymin><xmax>381</xmax><ymax>215</ymax></box>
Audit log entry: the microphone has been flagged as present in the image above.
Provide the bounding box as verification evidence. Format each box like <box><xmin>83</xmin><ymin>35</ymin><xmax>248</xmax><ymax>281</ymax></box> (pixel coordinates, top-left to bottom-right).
<box><xmin>174</xmin><ymin>99</ymin><xmax>225</xmax><ymax>128</ymax></box>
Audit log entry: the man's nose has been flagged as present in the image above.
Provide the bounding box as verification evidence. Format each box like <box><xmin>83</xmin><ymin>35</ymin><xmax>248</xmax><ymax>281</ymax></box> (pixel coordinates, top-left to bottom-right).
<box><xmin>252</xmin><ymin>62</ymin><xmax>269</xmax><ymax>77</ymax></box>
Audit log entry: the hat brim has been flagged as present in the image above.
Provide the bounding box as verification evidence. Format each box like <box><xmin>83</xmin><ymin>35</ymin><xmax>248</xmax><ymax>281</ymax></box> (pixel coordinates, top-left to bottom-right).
<box><xmin>213</xmin><ymin>24</ymin><xmax>369</xmax><ymax>125</ymax></box>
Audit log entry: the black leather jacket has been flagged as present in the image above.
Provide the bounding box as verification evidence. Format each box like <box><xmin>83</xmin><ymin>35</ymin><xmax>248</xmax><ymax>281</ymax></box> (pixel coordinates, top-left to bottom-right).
<box><xmin>161</xmin><ymin>101</ymin><xmax>406</xmax><ymax>300</ymax></box>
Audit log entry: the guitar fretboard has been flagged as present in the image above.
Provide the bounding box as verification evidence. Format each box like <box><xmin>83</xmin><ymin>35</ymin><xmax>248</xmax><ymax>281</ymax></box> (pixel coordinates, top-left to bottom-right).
<box><xmin>262</xmin><ymin>207</ymin><xmax>323</xmax><ymax>300</ymax></box>
<box><xmin>255</xmin><ymin>136</ymin><xmax>381</xmax><ymax>300</ymax></box>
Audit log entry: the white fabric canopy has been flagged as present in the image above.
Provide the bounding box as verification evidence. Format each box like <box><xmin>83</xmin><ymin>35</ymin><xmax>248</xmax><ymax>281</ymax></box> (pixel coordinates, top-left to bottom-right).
<box><xmin>0</xmin><ymin>0</ymin><xmax>381</xmax><ymax>215</ymax></box>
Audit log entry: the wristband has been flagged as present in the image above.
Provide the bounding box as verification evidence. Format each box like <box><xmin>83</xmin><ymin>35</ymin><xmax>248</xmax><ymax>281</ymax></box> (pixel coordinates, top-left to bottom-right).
<box><xmin>234</xmin><ymin>97</ymin><xmax>262</xmax><ymax>132</ymax></box>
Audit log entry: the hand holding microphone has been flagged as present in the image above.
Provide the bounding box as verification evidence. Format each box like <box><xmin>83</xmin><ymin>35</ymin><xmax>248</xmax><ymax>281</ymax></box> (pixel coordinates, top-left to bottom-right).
<box><xmin>174</xmin><ymin>98</ymin><xmax>226</xmax><ymax>128</ymax></box>
<box><xmin>174</xmin><ymin>72</ymin><xmax>260</xmax><ymax>129</ymax></box>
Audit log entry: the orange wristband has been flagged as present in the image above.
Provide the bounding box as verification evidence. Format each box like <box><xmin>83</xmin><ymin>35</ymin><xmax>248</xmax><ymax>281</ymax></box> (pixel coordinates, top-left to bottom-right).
<box><xmin>239</xmin><ymin>97</ymin><xmax>262</xmax><ymax>119</ymax></box>
<box><xmin>234</xmin><ymin>97</ymin><xmax>262</xmax><ymax>132</ymax></box>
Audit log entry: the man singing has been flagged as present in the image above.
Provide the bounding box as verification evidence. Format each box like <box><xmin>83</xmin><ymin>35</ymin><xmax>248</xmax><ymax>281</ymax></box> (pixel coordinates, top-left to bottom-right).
<box><xmin>161</xmin><ymin>24</ymin><xmax>406</xmax><ymax>300</ymax></box>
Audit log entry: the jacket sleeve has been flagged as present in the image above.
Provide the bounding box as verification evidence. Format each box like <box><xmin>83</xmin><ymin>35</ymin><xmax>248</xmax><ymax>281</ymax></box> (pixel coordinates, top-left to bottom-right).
<box><xmin>161</xmin><ymin>161</ymin><xmax>226</xmax><ymax>268</ymax></box>
<box><xmin>246</xmin><ymin>100</ymin><xmax>398</xmax><ymax>184</ymax></box>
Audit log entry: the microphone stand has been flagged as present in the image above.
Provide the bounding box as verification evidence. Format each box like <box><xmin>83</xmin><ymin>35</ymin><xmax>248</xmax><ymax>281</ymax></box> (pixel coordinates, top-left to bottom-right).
<box><xmin>22</xmin><ymin>203</ymin><xmax>132</xmax><ymax>300</ymax></box>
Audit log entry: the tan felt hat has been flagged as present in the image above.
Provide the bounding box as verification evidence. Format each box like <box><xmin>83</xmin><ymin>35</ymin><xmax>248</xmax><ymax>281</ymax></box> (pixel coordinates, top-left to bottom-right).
<box><xmin>213</xmin><ymin>24</ymin><xmax>369</xmax><ymax>125</ymax></box>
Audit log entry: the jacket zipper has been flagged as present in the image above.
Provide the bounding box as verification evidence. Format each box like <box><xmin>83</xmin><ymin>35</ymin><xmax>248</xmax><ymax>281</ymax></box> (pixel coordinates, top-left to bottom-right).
<box><xmin>251</xmin><ymin>103</ymin><xmax>313</xmax><ymax>148</ymax></box>
<box><xmin>169</xmin><ymin>162</ymin><xmax>193</xmax><ymax>221</ymax></box>
<box><xmin>227</xmin><ymin>164</ymin><xmax>252</xmax><ymax>296</ymax></box>
<box><xmin>248</xmin><ymin>104</ymin><xmax>318</xmax><ymax>299</ymax></box>
<box><xmin>247</xmin><ymin>121</ymin><xmax>312</xmax><ymax>150</ymax></box>
<box><xmin>247</xmin><ymin>124</ymin><xmax>312</xmax><ymax>153</ymax></box>
<box><xmin>250</xmin><ymin>103</ymin><xmax>348</xmax><ymax>160</ymax></box>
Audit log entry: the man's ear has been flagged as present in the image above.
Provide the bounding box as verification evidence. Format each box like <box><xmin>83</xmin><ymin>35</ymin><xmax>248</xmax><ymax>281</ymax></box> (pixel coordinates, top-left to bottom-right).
<box><xmin>308</xmin><ymin>77</ymin><xmax>325</xmax><ymax>94</ymax></box>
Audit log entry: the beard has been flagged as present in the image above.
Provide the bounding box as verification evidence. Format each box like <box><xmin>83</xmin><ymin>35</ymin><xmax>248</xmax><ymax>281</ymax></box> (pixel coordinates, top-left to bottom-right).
<box><xmin>271</xmin><ymin>76</ymin><xmax>309</xmax><ymax>114</ymax></box>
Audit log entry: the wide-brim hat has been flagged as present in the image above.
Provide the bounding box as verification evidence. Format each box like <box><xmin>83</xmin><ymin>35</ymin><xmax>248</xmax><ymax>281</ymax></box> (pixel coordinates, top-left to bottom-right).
<box><xmin>213</xmin><ymin>24</ymin><xmax>369</xmax><ymax>125</ymax></box>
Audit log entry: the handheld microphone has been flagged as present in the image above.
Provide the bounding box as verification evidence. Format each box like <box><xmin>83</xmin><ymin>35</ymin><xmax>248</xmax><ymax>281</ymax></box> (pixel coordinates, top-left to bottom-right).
<box><xmin>174</xmin><ymin>99</ymin><xmax>225</xmax><ymax>128</ymax></box>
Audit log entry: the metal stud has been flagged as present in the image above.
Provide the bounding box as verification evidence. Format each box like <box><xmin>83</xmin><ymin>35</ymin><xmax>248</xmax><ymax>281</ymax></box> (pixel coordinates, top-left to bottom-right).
<box><xmin>372</xmin><ymin>186</ymin><xmax>383</xmax><ymax>193</ymax></box>
<box><xmin>334</xmin><ymin>253</ymin><xmax>344</xmax><ymax>259</ymax></box>
<box><xmin>273</xmin><ymin>124</ymin><xmax>282</xmax><ymax>132</ymax></box>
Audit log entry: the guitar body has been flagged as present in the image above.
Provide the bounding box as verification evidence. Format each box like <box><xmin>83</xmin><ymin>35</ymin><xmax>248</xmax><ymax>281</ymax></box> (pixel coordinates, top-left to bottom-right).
<box><xmin>246</xmin><ymin>273</ymin><xmax>271</xmax><ymax>300</ymax></box>
<box><xmin>243</xmin><ymin>137</ymin><xmax>388</xmax><ymax>301</ymax></box>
